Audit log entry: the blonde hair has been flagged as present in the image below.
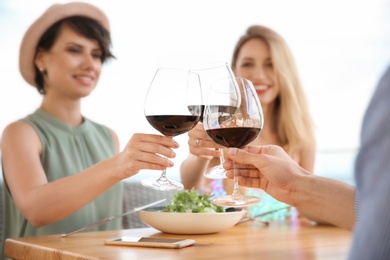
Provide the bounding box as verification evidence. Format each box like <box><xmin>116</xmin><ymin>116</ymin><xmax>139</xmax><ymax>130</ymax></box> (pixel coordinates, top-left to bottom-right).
<box><xmin>231</xmin><ymin>25</ymin><xmax>316</xmax><ymax>154</ymax></box>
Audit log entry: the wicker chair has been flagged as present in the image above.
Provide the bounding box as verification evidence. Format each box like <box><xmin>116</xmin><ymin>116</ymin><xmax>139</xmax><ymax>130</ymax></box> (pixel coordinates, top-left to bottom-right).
<box><xmin>122</xmin><ymin>181</ymin><xmax>177</xmax><ymax>229</ymax></box>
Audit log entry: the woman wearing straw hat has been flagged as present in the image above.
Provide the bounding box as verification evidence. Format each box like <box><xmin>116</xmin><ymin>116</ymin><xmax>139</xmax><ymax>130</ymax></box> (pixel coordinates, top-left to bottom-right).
<box><xmin>0</xmin><ymin>2</ymin><xmax>178</xmax><ymax>254</ymax></box>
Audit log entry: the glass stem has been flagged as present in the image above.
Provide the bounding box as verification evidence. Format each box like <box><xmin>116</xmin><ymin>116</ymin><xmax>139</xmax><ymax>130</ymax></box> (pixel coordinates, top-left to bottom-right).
<box><xmin>156</xmin><ymin>156</ymin><xmax>168</xmax><ymax>182</ymax></box>
<box><xmin>219</xmin><ymin>149</ymin><xmax>225</xmax><ymax>166</ymax></box>
<box><xmin>157</xmin><ymin>169</ymin><xmax>168</xmax><ymax>182</ymax></box>
<box><xmin>232</xmin><ymin>161</ymin><xmax>240</xmax><ymax>196</ymax></box>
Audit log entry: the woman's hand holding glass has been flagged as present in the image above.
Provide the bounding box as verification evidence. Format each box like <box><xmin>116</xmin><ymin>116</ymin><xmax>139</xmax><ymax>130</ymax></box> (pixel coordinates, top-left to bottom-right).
<box><xmin>187</xmin><ymin>123</ymin><xmax>222</xmax><ymax>160</ymax></box>
<box><xmin>117</xmin><ymin>133</ymin><xmax>179</xmax><ymax>179</ymax></box>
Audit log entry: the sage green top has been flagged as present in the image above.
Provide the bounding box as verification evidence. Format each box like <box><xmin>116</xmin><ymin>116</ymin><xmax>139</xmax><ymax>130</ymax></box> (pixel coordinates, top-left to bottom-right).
<box><xmin>1</xmin><ymin>108</ymin><xmax>123</xmax><ymax>259</ymax></box>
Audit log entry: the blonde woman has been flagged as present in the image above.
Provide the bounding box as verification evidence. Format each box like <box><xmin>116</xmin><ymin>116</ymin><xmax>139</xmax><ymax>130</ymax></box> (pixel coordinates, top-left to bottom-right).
<box><xmin>180</xmin><ymin>25</ymin><xmax>316</xmax><ymax>218</ymax></box>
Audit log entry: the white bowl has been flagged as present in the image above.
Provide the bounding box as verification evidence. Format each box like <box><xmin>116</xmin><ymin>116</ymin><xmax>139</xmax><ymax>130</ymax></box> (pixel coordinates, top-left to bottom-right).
<box><xmin>137</xmin><ymin>207</ymin><xmax>246</xmax><ymax>234</ymax></box>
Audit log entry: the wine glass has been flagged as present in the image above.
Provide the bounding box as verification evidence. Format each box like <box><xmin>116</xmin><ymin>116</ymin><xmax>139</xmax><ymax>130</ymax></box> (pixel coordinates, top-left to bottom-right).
<box><xmin>143</xmin><ymin>67</ymin><xmax>202</xmax><ymax>191</ymax></box>
<box><xmin>190</xmin><ymin>62</ymin><xmax>235</xmax><ymax>179</ymax></box>
<box><xmin>203</xmin><ymin>77</ymin><xmax>263</xmax><ymax>207</ymax></box>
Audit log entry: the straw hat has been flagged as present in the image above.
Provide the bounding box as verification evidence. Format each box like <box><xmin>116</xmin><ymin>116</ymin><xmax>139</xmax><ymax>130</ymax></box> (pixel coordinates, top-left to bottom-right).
<box><xmin>19</xmin><ymin>2</ymin><xmax>110</xmax><ymax>87</ymax></box>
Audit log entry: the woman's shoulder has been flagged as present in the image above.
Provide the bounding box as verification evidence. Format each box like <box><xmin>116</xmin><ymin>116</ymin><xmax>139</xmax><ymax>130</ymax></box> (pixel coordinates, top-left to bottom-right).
<box><xmin>2</xmin><ymin>120</ymin><xmax>37</xmax><ymax>138</ymax></box>
<box><xmin>1</xmin><ymin>120</ymin><xmax>41</xmax><ymax>152</ymax></box>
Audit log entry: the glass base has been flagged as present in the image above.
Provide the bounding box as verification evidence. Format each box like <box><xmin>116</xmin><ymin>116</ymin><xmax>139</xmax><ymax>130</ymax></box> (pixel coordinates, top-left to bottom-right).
<box><xmin>204</xmin><ymin>165</ymin><xmax>227</xmax><ymax>179</ymax></box>
<box><xmin>213</xmin><ymin>194</ymin><xmax>260</xmax><ymax>207</ymax></box>
<box><xmin>141</xmin><ymin>177</ymin><xmax>183</xmax><ymax>191</ymax></box>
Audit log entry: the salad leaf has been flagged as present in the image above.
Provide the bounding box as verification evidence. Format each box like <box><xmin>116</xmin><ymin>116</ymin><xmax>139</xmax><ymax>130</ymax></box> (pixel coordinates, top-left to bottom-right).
<box><xmin>163</xmin><ymin>189</ymin><xmax>224</xmax><ymax>213</ymax></box>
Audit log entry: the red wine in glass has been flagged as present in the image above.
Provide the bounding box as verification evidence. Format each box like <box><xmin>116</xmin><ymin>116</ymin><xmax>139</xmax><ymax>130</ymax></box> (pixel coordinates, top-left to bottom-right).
<box><xmin>146</xmin><ymin>115</ymin><xmax>199</xmax><ymax>136</ymax></box>
<box><xmin>205</xmin><ymin>127</ymin><xmax>261</xmax><ymax>148</ymax></box>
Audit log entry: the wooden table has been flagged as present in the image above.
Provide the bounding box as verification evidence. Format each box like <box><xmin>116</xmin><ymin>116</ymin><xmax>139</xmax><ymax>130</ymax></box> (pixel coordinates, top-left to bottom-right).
<box><xmin>5</xmin><ymin>218</ymin><xmax>352</xmax><ymax>260</ymax></box>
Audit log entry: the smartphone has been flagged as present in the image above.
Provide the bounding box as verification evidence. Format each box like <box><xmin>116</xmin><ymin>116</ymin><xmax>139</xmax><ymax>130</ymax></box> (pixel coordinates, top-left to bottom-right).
<box><xmin>104</xmin><ymin>236</ymin><xmax>195</xmax><ymax>249</ymax></box>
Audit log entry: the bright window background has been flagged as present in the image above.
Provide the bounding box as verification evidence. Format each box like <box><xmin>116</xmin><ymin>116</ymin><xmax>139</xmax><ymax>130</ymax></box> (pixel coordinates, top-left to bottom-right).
<box><xmin>1</xmin><ymin>0</ymin><xmax>390</xmax><ymax>184</ymax></box>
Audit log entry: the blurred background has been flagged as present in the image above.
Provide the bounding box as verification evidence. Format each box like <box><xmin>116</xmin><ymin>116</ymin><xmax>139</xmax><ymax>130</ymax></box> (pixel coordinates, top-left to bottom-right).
<box><xmin>1</xmin><ymin>0</ymin><xmax>390</xmax><ymax>185</ymax></box>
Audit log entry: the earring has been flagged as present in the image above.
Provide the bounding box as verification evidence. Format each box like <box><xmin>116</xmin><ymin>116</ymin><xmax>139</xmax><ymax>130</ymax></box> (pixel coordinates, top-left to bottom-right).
<box><xmin>39</xmin><ymin>67</ymin><xmax>45</xmax><ymax>73</ymax></box>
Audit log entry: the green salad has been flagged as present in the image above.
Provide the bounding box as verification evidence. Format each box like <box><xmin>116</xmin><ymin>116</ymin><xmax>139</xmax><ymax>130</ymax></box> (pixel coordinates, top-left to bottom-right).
<box><xmin>163</xmin><ymin>189</ymin><xmax>224</xmax><ymax>213</ymax></box>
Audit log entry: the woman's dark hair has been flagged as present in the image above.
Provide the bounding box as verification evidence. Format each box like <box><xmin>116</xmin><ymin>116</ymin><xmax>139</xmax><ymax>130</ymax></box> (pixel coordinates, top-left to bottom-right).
<box><xmin>34</xmin><ymin>16</ymin><xmax>115</xmax><ymax>94</ymax></box>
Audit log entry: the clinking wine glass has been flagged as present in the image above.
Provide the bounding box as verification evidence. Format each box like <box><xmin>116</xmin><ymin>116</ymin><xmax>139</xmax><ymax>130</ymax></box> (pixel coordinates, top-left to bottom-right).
<box><xmin>203</xmin><ymin>77</ymin><xmax>263</xmax><ymax>206</ymax></box>
<box><xmin>189</xmin><ymin>62</ymin><xmax>235</xmax><ymax>179</ymax></box>
<box><xmin>143</xmin><ymin>67</ymin><xmax>202</xmax><ymax>191</ymax></box>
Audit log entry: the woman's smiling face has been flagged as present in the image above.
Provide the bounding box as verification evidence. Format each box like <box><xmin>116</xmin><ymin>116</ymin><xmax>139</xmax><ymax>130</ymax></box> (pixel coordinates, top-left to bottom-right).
<box><xmin>35</xmin><ymin>24</ymin><xmax>103</xmax><ymax>98</ymax></box>
<box><xmin>234</xmin><ymin>38</ymin><xmax>280</xmax><ymax>106</ymax></box>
